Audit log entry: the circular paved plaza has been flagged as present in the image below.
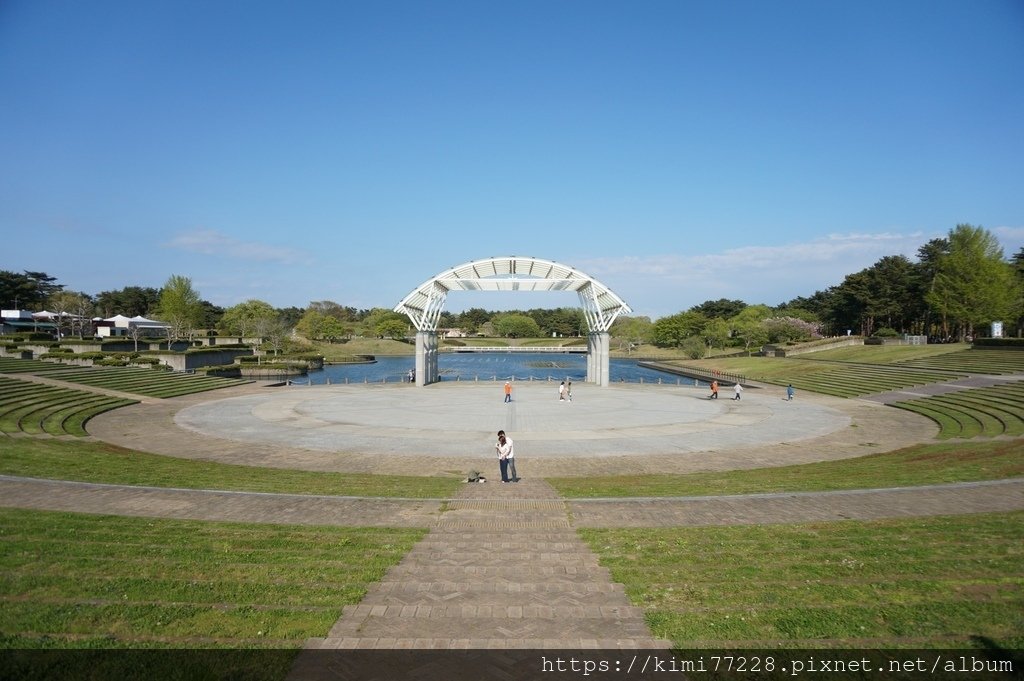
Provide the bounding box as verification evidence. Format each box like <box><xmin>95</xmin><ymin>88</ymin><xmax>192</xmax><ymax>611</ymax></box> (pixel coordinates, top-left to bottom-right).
<box><xmin>176</xmin><ymin>382</ymin><xmax>847</xmax><ymax>458</ymax></box>
<box><xmin>85</xmin><ymin>380</ymin><xmax>939</xmax><ymax>477</ymax></box>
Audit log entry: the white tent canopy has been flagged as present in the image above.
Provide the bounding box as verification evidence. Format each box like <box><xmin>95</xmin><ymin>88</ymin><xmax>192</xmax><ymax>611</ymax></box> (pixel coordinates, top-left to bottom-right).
<box><xmin>101</xmin><ymin>314</ymin><xmax>168</xmax><ymax>329</ymax></box>
<box><xmin>128</xmin><ymin>315</ymin><xmax>169</xmax><ymax>329</ymax></box>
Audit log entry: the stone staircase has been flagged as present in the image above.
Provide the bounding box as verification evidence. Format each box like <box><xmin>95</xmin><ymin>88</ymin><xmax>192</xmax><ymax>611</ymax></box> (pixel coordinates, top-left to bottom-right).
<box><xmin>301</xmin><ymin>478</ymin><xmax>671</xmax><ymax>649</ymax></box>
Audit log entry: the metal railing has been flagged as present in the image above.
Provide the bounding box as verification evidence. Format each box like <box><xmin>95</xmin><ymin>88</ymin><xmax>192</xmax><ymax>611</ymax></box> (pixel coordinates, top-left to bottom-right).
<box><xmin>637</xmin><ymin>361</ymin><xmax>747</xmax><ymax>386</ymax></box>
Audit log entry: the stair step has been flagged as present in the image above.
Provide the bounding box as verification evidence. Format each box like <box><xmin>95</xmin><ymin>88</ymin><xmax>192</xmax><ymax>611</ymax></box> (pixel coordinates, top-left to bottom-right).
<box><xmin>327</xmin><ymin>616</ymin><xmax>657</xmax><ymax>640</ymax></box>
<box><xmin>304</xmin><ymin>636</ymin><xmax>674</xmax><ymax>649</ymax></box>
<box><xmin>369</xmin><ymin>581</ymin><xmax>625</xmax><ymax>594</ymax></box>
<box><xmin>338</xmin><ymin>603</ymin><xmax>647</xmax><ymax>619</ymax></box>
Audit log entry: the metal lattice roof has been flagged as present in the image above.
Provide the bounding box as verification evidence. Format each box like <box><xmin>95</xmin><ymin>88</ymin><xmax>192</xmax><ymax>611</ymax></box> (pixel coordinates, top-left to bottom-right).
<box><xmin>395</xmin><ymin>256</ymin><xmax>631</xmax><ymax>333</ymax></box>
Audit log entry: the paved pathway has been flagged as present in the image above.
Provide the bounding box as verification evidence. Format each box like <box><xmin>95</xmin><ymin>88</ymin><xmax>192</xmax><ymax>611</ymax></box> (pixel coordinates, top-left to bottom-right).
<box><xmin>2</xmin><ymin>474</ymin><xmax>1021</xmax><ymax>529</ymax></box>
<box><xmin>860</xmin><ymin>373</ymin><xmax>1024</xmax><ymax>404</ymax></box>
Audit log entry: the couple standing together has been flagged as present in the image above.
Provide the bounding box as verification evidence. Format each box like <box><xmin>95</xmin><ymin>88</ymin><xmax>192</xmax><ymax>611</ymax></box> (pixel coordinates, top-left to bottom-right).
<box><xmin>495</xmin><ymin>430</ymin><xmax>518</xmax><ymax>483</ymax></box>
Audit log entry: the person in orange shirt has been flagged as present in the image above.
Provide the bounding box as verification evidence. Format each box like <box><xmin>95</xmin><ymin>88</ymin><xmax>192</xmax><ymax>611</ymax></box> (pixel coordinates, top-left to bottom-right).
<box><xmin>504</xmin><ymin>381</ymin><xmax>512</xmax><ymax>403</ymax></box>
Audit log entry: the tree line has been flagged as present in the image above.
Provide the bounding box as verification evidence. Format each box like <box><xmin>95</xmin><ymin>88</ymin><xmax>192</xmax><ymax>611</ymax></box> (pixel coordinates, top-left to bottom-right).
<box><xmin>3</xmin><ymin>224</ymin><xmax>1021</xmax><ymax>351</ymax></box>
<box><xmin>612</xmin><ymin>225</ymin><xmax>1022</xmax><ymax>357</ymax></box>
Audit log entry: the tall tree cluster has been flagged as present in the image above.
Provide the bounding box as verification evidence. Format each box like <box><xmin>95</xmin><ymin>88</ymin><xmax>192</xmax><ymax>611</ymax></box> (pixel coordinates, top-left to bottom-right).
<box><xmin>0</xmin><ymin>271</ymin><xmax>63</xmax><ymax>310</ymax></box>
<box><xmin>814</xmin><ymin>225</ymin><xmax>1019</xmax><ymax>340</ymax></box>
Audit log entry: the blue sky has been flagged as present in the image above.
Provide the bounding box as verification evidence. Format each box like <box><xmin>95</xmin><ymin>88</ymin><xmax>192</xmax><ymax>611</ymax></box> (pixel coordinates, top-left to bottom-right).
<box><xmin>2</xmin><ymin>0</ymin><xmax>1022</xmax><ymax>319</ymax></box>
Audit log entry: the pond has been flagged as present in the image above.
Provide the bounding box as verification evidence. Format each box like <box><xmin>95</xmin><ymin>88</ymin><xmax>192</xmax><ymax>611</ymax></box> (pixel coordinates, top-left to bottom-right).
<box><xmin>305</xmin><ymin>352</ymin><xmax>703</xmax><ymax>386</ymax></box>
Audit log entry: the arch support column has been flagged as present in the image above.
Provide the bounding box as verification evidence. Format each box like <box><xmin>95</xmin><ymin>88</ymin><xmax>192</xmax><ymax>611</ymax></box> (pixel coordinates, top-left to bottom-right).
<box><xmin>415</xmin><ymin>330</ymin><xmax>438</xmax><ymax>386</ymax></box>
<box><xmin>586</xmin><ymin>331</ymin><xmax>610</xmax><ymax>386</ymax></box>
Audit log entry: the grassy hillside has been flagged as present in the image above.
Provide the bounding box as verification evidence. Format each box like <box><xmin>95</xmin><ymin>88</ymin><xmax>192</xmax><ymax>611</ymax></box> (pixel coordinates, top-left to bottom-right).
<box><xmin>670</xmin><ymin>343</ymin><xmax>975</xmax><ymax>381</ymax></box>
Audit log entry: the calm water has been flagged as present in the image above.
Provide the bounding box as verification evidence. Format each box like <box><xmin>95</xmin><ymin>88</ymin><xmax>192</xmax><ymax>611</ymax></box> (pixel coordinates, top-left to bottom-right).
<box><xmin>305</xmin><ymin>352</ymin><xmax>704</xmax><ymax>386</ymax></box>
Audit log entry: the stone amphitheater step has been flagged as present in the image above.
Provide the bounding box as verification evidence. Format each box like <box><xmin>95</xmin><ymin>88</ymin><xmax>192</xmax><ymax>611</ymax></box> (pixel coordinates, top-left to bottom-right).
<box><xmin>298</xmin><ymin>479</ymin><xmax>672</xmax><ymax>651</ymax></box>
<box><xmin>323</xmin><ymin>610</ymin><xmax>656</xmax><ymax>640</ymax></box>
<box><xmin>302</xmin><ymin>637</ymin><xmax>673</xmax><ymax>649</ymax></box>
<box><xmin>359</xmin><ymin>585</ymin><xmax>629</xmax><ymax>607</ymax></box>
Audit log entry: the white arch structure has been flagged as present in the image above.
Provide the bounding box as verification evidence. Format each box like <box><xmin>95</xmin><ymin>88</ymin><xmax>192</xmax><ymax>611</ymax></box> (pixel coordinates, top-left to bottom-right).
<box><xmin>395</xmin><ymin>256</ymin><xmax>632</xmax><ymax>386</ymax></box>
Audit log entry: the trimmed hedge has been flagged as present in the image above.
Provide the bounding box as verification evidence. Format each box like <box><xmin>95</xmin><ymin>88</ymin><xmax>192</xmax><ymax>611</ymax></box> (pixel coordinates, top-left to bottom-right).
<box><xmin>973</xmin><ymin>337</ymin><xmax>1024</xmax><ymax>348</ymax></box>
<box><xmin>184</xmin><ymin>344</ymin><xmax>249</xmax><ymax>353</ymax></box>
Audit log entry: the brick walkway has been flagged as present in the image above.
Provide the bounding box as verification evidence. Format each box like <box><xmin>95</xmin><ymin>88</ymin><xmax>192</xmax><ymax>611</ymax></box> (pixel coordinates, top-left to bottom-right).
<box><xmin>3</xmin><ymin>475</ymin><xmax>1021</xmax><ymax>529</ymax></box>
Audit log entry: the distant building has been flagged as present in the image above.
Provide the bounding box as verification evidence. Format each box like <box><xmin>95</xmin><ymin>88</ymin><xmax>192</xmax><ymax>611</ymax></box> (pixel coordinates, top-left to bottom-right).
<box><xmin>3</xmin><ymin>310</ymin><xmax>169</xmax><ymax>339</ymax></box>
<box><xmin>1</xmin><ymin>309</ymin><xmax>56</xmax><ymax>336</ymax></box>
<box><xmin>96</xmin><ymin>314</ymin><xmax>170</xmax><ymax>338</ymax></box>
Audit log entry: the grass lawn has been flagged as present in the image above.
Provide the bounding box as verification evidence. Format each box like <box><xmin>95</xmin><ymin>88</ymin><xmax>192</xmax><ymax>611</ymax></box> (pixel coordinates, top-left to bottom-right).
<box><xmin>797</xmin><ymin>343</ymin><xmax>970</xmax><ymax>363</ymax></box>
<box><xmin>0</xmin><ymin>507</ymin><xmax>425</xmax><ymax>649</ymax></box>
<box><xmin>581</xmin><ymin>511</ymin><xmax>1024</xmax><ymax>648</ymax></box>
<box><xmin>549</xmin><ymin>439</ymin><xmax>1024</xmax><ymax>498</ymax></box>
<box><xmin>675</xmin><ymin>343</ymin><xmax>971</xmax><ymax>383</ymax></box>
<box><xmin>0</xmin><ymin>439</ymin><xmax>462</xmax><ymax>499</ymax></box>
<box><xmin>309</xmin><ymin>338</ymin><xmax>414</xmax><ymax>360</ymax></box>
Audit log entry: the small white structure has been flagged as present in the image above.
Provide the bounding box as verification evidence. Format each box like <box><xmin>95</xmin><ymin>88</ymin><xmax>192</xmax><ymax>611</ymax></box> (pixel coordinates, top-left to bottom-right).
<box><xmin>1</xmin><ymin>310</ymin><xmax>32</xmax><ymax>320</ymax></box>
<box><xmin>96</xmin><ymin>314</ymin><xmax>170</xmax><ymax>338</ymax></box>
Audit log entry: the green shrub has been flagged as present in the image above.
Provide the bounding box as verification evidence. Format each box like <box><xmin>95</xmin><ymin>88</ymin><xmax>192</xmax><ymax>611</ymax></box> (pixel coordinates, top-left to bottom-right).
<box><xmin>76</xmin><ymin>352</ymin><xmax>108</xmax><ymax>361</ymax></box>
<box><xmin>184</xmin><ymin>345</ymin><xmax>249</xmax><ymax>354</ymax></box>
<box><xmin>682</xmin><ymin>337</ymin><xmax>707</xmax><ymax>359</ymax></box>
<box><xmin>95</xmin><ymin>357</ymin><xmax>130</xmax><ymax>367</ymax></box>
<box><xmin>972</xmin><ymin>337</ymin><xmax>1024</xmax><ymax>348</ymax></box>
<box><xmin>873</xmin><ymin>327</ymin><xmax>900</xmax><ymax>338</ymax></box>
<box><xmin>193</xmin><ymin>365</ymin><xmax>242</xmax><ymax>377</ymax></box>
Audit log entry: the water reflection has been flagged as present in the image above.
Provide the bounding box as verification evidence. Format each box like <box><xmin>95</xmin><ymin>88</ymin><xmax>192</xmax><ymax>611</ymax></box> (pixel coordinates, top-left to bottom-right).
<box><xmin>305</xmin><ymin>352</ymin><xmax>702</xmax><ymax>386</ymax></box>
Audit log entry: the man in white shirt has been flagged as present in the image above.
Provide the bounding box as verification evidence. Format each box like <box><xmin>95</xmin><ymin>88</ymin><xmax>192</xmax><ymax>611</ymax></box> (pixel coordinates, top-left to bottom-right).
<box><xmin>496</xmin><ymin>430</ymin><xmax>517</xmax><ymax>482</ymax></box>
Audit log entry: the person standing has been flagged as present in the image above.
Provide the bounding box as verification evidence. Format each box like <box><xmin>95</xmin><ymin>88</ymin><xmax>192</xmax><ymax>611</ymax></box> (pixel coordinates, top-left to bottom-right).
<box><xmin>504</xmin><ymin>381</ymin><xmax>512</xmax><ymax>403</ymax></box>
<box><xmin>786</xmin><ymin>384</ymin><xmax>794</xmax><ymax>401</ymax></box>
<box><xmin>566</xmin><ymin>380</ymin><xmax>572</xmax><ymax>402</ymax></box>
<box><xmin>558</xmin><ymin>381</ymin><xmax>566</xmax><ymax>401</ymax></box>
<box><xmin>710</xmin><ymin>380</ymin><xmax>719</xmax><ymax>399</ymax></box>
<box><xmin>496</xmin><ymin>430</ymin><xmax>515</xmax><ymax>483</ymax></box>
<box><xmin>733</xmin><ymin>383</ymin><xmax>744</xmax><ymax>400</ymax></box>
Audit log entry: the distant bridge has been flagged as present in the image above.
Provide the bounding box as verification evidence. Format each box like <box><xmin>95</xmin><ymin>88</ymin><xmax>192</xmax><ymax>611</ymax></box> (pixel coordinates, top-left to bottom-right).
<box><xmin>450</xmin><ymin>346</ymin><xmax>587</xmax><ymax>353</ymax></box>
